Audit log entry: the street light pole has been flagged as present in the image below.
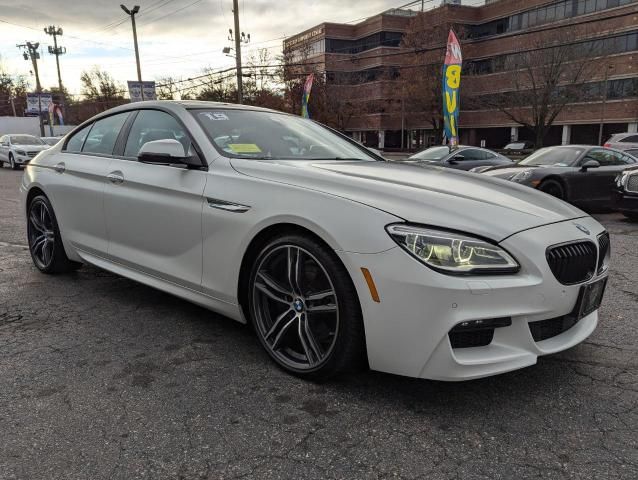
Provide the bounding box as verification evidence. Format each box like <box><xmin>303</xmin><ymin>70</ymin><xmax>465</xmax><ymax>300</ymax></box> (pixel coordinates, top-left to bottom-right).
<box><xmin>121</xmin><ymin>4</ymin><xmax>143</xmax><ymax>99</ymax></box>
<box><xmin>598</xmin><ymin>65</ymin><xmax>613</xmax><ymax>146</ymax></box>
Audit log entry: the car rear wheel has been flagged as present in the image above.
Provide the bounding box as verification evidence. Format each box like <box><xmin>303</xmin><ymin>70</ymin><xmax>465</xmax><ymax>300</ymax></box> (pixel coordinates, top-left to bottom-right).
<box><xmin>539</xmin><ymin>179</ymin><xmax>565</xmax><ymax>200</ymax></box>
<box><xmin>9</xmin><ymin>154</ymin><xmax>19</xmax><ymax>170</ymax></box>
<box><xmin>27</xmin><ymin>195</ymin><xmax>81</xmax><ymax>274</ymax></box>
<box><xmin>248</xmin><ymin>234</ymin><xmax>366</xmax><ymax>380</ymax></box>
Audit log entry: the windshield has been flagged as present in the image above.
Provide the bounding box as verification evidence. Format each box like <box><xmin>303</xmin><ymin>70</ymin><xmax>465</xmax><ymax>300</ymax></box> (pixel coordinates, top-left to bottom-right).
<box><xmin>10</xmin><ymin>135</ymin><xmax>44</xmax><ymax>146</ymax></box>
<box><xmin>519</xmin><ymin>147</ymin><xmax>584</xmax><ymax>167</ymax></box>
<box><xmin>192</xmin><ymin>109</ymin><xmax>378</xmax><ymax>161</ymax></box>
<box><xmin>410</xmin><ymin>146</ymin><xmax>450</xmax><ymax>161</ymax></box>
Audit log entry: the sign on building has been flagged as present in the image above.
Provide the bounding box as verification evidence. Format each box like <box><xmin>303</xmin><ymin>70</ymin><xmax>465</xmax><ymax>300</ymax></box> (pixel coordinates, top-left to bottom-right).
<box><xmin>127</xmin><ymin>81</ymin><xmax>157</xmax><ymax>102</ymax></box>
<box><xmin>25</xmin><ymin>93</ymin><xmax>53</xmax><ymax>114</ymax></box>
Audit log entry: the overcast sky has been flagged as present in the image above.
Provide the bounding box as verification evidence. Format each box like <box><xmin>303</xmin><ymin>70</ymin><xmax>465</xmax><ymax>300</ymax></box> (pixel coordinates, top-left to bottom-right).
<box><xmin>0</xmin><ymin>0</ymin><xmax>412</xmax><ymax>95</ymax></box>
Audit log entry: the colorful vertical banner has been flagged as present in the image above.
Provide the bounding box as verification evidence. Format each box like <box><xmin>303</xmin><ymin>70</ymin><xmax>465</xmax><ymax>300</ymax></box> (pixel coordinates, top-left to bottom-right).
<box><xmin>442</xmin><ymin>30</ymin><xmax>463</xmax><ymax>147</ymax></box>
<box><xmin>301</xmin><ymin>73</ymin><xmax>314</xmax><ymax>119</ymax></box>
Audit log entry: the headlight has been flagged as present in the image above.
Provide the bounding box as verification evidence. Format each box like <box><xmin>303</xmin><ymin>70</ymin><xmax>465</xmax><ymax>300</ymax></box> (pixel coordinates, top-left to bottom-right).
<box><xmin>16</xmin><ymin>150</ymin><xmax>26</xmax><ymax>156</ymax></box>
<box><xmin>511</xmin><ymin>169</ymin><xmax>532</xmax><ymax>183</ymax></box>
<box><xmin>386</xmin><ymin>224</ymin><xmax>519</xmax><ymax>275</ymax></box>
<box><xmin>616</xmin><ymin>172</ymin><xmax>628</xmax><ymax>188</ymax></box>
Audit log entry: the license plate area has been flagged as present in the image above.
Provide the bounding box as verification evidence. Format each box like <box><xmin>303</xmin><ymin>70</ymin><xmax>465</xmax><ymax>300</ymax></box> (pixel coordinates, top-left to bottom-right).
<box><xmin>575</xmin><ymin>277</ymin><xmax>607</xmax><ymax>320</ymax></box>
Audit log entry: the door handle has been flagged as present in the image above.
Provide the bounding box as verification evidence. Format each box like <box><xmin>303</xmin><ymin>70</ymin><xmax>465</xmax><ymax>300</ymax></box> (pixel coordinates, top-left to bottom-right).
<box><xmin>54</xmin><ymin>162</ymin><xmax>65</xmax><ymax>174</ymax></box>
<box><xmin>107</xmin><ymin>171</ymin><xmax>124</xmax><ymax>184</ymax></box>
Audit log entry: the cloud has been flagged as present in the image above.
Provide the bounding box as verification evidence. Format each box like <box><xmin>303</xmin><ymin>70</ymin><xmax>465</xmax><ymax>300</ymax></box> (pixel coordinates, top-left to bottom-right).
<box><xmin>0</xmin><ymin>0</ymin><xmax>405</xmax><ymax>93</ymax></box>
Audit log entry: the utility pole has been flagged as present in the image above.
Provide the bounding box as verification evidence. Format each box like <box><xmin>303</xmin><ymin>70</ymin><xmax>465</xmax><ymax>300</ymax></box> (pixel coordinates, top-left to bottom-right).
<box><xmin>44</xmin><ymin>26</ymin><xmax>66</xmax><ymax>95</ymax></box>
<box><xmin>17</xmin><ymin>42</ymin><xmax>44</xmax><ymax>136</ymax></box>
<box><xmin>44</xmin><ymin>25</ymin><xmax>66</xmax><ymax>130</ymax></box>
<box><xmin>121</xmin><ymin>4</ymin><xmax>143</xmax><ymax>99</ymax></box>
<box><xmin>230</xmin><ymin>0</ymin><xmax>250</xmax><ymax>104</ymax></box>
<box><xmin>598</xmin><ymin>65</ymin><xmax>613</xmax><ymax>146</ymax></box>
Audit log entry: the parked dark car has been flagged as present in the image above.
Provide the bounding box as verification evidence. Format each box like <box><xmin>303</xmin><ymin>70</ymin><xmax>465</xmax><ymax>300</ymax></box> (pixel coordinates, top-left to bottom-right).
<box><xmin>612</xmin><ymin>167</ymin><xmax>638</xmax><ymax>220</ymax></box>
<box><xmin>478</xmin><ymin>145</ymin><xmax>637</xmax><ymax>209</ymax></box>
<box><xmin>405</xmin><ymin>145</ymin><xmax>513</xmax><ymax>171</ymax></box>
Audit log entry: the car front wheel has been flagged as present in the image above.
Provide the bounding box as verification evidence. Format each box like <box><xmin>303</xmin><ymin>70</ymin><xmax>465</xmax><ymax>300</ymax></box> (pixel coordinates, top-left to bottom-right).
<box><xmin>9</xmin><ymin>154</ymin><xmax>19</xmax><ymax>170</ymax></box>
<box><xmin>248</xmin><ymin>234</ymin><xmax>366</xmax><ymax>380</ymax></box>
<box><xmin>27</xmin><ymin>195</ymin><xmax>81</xmax><ymax>274</ymax></box>
<box><xmin>538</xmin><ymin>179</ymin><xmax>565</xmax><ymax>200</ymax></box>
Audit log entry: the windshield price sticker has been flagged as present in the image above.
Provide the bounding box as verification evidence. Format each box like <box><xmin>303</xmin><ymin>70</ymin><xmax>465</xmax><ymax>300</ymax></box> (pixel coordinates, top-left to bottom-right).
<box><xmin>228</xmin><ymin>144</ymin><xmax>262</xmax><ymax>153</ymax></box>
<box><xmin>202</xmin><ymin>112</ymin><xmax>229</xmax><ymax>121</ymax></box>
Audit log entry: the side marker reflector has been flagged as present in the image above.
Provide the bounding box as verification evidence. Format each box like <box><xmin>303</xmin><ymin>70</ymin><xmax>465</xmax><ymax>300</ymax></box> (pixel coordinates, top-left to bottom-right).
<box><xmin>361</xmin><ymin>268</ymin><xmax>380</xmax><ymax>303</ymax></box>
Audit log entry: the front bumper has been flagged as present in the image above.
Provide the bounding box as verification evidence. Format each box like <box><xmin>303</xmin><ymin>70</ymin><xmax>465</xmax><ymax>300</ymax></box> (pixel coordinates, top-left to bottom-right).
<box><xmin>612</xmin><ymin>189</ymin><xmax>638</xmax><ymax>215</ymax></box>
<box><xmin>338</xmin><ymin>216</ymin><xmax>607</xmax><ymax>381</ymax></box>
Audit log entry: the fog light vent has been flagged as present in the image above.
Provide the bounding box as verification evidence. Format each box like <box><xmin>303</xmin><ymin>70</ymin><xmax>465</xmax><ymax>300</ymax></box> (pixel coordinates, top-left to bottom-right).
<box><xmin>448</xmin><ymin>317</ymin><xmax>511</xmax><ymax>349</ymax></box>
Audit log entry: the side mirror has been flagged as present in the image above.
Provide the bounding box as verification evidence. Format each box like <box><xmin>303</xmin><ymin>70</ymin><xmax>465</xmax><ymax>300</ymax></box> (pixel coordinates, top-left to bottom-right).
<box><xmin>580</xmin><ymin>159</ymin><xmax>600</xmax><ymax>172</ymax></box>
<box><xmin>449</xmin><ymin>154</ymin><xmax>464</xmax><ymax>164</ymax></box>
<box><xmin>138</xmin><ymin>139</ymin><xmax>200</xmax><ymax>167</ymax></box>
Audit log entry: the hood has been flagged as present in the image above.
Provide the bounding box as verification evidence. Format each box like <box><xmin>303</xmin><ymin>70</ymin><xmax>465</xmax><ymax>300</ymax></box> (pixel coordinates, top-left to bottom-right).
<box><xmin>481</xmin><ymin>165</ymin><xmax>530</xmax><ymax>179</ymax></box>
<box><xmin>230</xmin><ymin>159</ymin><xmax>586</xmax><ymax>242</ymax></box>
<box><xmin>13</xmin><ymin>143</ymin><xmax>49</xmax><ymax>150</ymax></box>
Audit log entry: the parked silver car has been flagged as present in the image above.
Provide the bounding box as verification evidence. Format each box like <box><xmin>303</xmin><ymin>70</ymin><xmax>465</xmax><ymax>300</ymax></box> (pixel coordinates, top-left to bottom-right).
<box><xmin>604</xmin><ymin>132</ymin><xmax>638</xmax><ymax>151</ymax></box>
<box><xmin>0</xmin><ymin>134</ymin><xmax>50</xmax><ymax>169</ymax></box>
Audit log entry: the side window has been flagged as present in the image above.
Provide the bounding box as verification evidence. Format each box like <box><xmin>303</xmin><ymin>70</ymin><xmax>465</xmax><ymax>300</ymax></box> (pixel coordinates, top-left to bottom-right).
<box><xmin>65</xmin><ymin>124</ymin><xmax>93</xmax><ymax>153</ymax></box>
<box><xmin>621</xmin><ymin>135</ymin><xmax>638</xmax><ymax>143</ymax></box>
<box><xmin>459</xmin><ymin>149</ymin><xmax>484</xmax><ymax>160</ymax></box>
<box><xmin>82</xmin><ymin>112</ymin><xmax>130</xmax><ymax>156</ymax></box>
<box><xmin>482</xmin><ymin>150</ymin><xmax>496</xmax><ymax>159</ymax></box>
<box><xmin>588</xmin><ymin>149</ymin><xmax>623</xmax><ymax>166</ymax></box>
<box><xmin>0</xmin><ymin>135</ymin><xmax>5</xmax><ymax>145</ymax></box>
<box><xmin>621</xmin><ymin>153</ymin><xmax>637</xmax><ymax>164</ymax></box>
<box><xmin>124</xmin><ymin>110</ymin><xmax>193</xmax><ymax>158</ymax></box>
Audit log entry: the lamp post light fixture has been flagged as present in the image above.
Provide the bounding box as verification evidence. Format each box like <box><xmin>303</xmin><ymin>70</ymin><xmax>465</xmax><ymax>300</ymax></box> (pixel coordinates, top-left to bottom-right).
<box><xmin>120</xmin><ymin>4</ymin><xmax>142</xmax><ymax>84</ymax></box>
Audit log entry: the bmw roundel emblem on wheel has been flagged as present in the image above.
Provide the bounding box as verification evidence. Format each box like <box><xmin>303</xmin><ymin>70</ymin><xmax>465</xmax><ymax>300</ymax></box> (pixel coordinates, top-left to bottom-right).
<box><xmin>20</xmin><ymin>101</ymin><xmax>609</xmax><ymax>381</ymax></box>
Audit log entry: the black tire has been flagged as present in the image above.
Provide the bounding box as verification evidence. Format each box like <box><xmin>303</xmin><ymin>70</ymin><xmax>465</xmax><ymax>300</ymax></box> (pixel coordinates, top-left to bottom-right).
<box><xmin>9</xmin><ymin>154</ymin><xmax>19</xmax><ymax>170</ymax></box>
<box><xmin>27</xmin><ymin>194</ymin><xmax>81</xmax><ymax>274</ymax></box>
<box><xmin>538</xmin><ymin>179</ymin><xmax>565</xmax><ymax>200</ymax></box>
<box><xmin>248</xmin><ymin>234</ymin><xmax>366</xmax><ymax>380</ymax></box>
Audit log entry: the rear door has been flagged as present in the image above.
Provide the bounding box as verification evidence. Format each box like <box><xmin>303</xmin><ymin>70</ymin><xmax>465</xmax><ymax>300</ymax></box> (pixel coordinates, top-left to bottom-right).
<box><xmin>103</xmin><ymin>108</ymin><xmax>207</xmax><ymax>291</ymax></box>
<box><xmin>44</xmin><ymin>113</ymin><xmax>131</xmax><ymax>256</ymax></box>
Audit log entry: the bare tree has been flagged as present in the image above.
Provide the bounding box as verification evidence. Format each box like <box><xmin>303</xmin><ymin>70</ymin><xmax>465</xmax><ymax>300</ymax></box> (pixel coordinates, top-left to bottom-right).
<box><xmin>79</xmin><ymin>67</ymin><xmax>126</xmax><ymax>113</ymax></box>
<box><xmin>477</xmin><ymin>34</ymin><xmax>599</xmax><ymax>147</ymax></box>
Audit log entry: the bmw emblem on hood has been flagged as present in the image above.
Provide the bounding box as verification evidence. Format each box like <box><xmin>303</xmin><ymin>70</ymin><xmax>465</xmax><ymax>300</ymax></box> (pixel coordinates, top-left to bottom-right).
<box><xmin>574</xmin><ymin>223</ymin><xmax>590</xmax><ymax>235</ymax></box>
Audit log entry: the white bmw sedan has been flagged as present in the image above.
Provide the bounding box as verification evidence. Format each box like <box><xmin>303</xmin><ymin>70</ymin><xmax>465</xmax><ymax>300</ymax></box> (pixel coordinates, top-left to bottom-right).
<box><xmin>20</xmin><ymin>101</ymin><xmax>610</xmax><ymax>381</ymax></box>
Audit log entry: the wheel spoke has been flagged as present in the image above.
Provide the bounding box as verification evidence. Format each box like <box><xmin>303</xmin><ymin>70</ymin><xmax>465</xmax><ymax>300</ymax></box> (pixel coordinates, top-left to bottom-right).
<box><xmin>255</xmin><ymin>272</ymin><xmax>292</xmax><ymax>304</ymax></box>
<box><xmin>32</xmin><ymin>234</ymin><xmax>46</xmax><ymax>253</ymax></box>
<box><xmin>286</xmin><ymin>247</ymin><xmax>303</xmax><ymax>295</ymax></box>
<box><xmin>42</xmin><ymin>241</ymin><xmax>52</xmax><ymax>264</ymax></box>
<box><xmin>30</xmin><ymin>211</ymin><xmax>46</xmax><ymax>233</ymax></box>
<box><xmin>306</xmin><ymin>304</ymin><xmax>337</xmax><ymax>313</ymax></box>
<box><xmin>298</xmin><ymin>313</ymin><xmax>322</xmax><ymax>366</ymax></box>
<box><xmin>265</xmin><ymin>308</ymin><xmax>294</xmax><ymax>341</ymax></box>
<box><xmin>270</xmin><ymin>315</ymin><xmax>298</xmax><ymax>350</ymax></box>
<box><xmin>306</xmin><ymin>289</ymin><xmax>335</xmax><ymax>302</ymax></box>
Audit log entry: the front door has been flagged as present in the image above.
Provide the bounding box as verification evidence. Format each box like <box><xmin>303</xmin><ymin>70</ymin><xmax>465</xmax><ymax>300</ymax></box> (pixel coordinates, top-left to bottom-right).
<box><xmin>103</xmin><ymin>109</ymin><xmax>207</xmax><ymax>290</ymax></box>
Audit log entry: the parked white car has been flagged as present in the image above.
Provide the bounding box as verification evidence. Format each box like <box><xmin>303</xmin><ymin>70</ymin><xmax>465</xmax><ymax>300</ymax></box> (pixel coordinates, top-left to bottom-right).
<box><xmin>0</xmin><ymin>134</ymin><xmax>50</xmax><ymax>169</ymax></box>
<box><xmin>20</xmin><ymin>101</ymin><xmax>610</xmax><ymax>381</ymax></box>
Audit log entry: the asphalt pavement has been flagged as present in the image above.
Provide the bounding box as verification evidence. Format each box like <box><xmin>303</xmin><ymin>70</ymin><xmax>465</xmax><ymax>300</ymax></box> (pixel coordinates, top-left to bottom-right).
<box><xmin>0</xmin><ymin>167</ymin><xmax>636</xmax><ymax>480</ymax></box>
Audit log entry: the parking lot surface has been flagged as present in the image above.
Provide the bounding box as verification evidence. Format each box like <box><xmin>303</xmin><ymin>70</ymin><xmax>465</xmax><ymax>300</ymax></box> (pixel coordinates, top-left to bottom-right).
<box><xmin>0</xmin><ymin>167</ymin><xmax>637</xmax><ymax>479</ymax></box>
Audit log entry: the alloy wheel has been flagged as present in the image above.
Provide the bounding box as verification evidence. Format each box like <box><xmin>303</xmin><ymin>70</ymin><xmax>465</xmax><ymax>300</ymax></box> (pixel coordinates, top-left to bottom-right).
<box><xmin>252</xmin><ymin>245</ymin><xmax>339</xmax><ymax>371</ymax></box>
<box><xmin>27</xmin><ymin>199</ymin><xmax>56</xmax><ymax>270</ymax></box>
